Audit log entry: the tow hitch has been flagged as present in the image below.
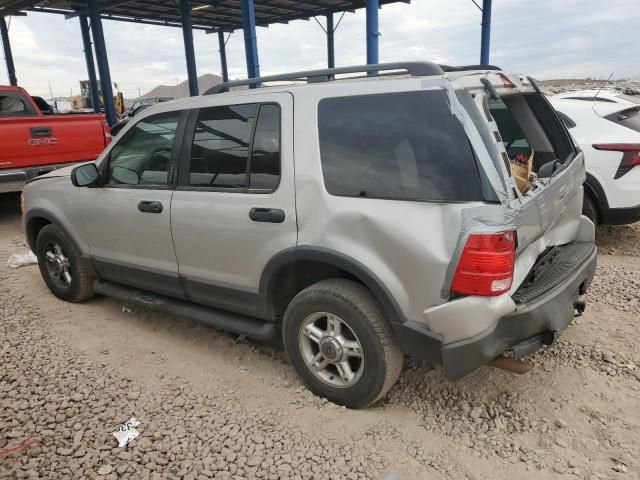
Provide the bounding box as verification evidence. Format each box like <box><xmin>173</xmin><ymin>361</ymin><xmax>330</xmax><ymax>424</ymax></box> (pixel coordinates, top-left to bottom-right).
<box><xmin>574</xmin><ymin>299</ymin><xmax>586</xmax><ymax>317</ymax></box>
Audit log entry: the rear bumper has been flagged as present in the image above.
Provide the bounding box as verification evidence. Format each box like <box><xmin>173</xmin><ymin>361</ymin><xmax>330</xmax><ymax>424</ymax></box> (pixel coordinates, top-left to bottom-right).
<box><xmin>0</xmin><ymin>162</ymin><xmax>79</xmax><ymax>193</ymax></box>
<box><xmin>441</xmin><ymin>243</ymin><xmax>597</xmax><ymax>380</ymax></box>
<box><xmin>393</xmin><ymin>242</ymin><xmax>597</xmax><ymax>380</ymax></box>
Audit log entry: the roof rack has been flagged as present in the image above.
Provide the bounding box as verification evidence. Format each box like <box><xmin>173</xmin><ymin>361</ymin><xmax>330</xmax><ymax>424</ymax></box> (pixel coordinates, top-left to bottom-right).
<box><xmin>203</xmin><ymin>62</ymin><xmax>444</xmax><ymax>95</ymax></box>
<box><xmin>439</xmin><ymin>64</ymin><xmax>502</xmax><ymax>72</ymax></box>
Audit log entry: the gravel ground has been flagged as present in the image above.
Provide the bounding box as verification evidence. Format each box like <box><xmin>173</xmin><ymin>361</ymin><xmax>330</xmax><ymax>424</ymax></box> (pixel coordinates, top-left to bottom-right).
<box><xmin>1</xmin><ymin>192</ymin><xmax>639</xmax><ymax>480</ymax></box>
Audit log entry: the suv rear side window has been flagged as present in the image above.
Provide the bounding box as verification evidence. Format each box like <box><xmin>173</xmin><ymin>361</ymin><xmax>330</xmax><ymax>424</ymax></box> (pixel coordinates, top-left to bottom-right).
<box><xmin>190</xmin><ymin>104</ymin><xmax>257</xmax><ymax>188</ymax></box>
<box><xmin>188</xmin><ymin>103</ymin><xmax>281</xmax><ymax>191</ymax></box>
<box><xmin>317</xmin><ymin>90</ymin><xmax>484</xmax><ymax>202</ymax></box>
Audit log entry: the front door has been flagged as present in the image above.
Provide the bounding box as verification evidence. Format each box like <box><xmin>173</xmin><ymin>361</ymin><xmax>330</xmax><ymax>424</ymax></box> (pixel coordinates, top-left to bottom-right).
<box><xmin>79</xmin><ymin>110</ymin><xmax>187</xmax><ymax>298</ymax></box>
<box><xmin>171</xmin><ymin>94</ymin><xmax>296</xmax><ymax>318</ymax></box>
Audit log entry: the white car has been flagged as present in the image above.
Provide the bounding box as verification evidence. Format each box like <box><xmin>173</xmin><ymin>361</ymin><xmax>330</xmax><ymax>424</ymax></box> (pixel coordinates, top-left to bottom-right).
<box><xmin>552</xmin><ymin>89</ymin><xmax>640</xmax><ymax>106</ymax></box>
<box><xmin>549</xmin><ymin>92</ymin><xmax>640</xmax><ymax>224</ymax></box>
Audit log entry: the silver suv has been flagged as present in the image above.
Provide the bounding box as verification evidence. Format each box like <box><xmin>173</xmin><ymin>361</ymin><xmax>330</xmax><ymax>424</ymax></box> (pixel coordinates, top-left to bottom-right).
<box><xmin>22</xmin><ymin>63</ymin><xmax>597</xmax><ymax>408</ymax></box>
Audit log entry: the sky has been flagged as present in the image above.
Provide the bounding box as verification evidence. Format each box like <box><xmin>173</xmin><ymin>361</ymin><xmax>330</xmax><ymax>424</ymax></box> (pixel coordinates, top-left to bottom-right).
<box><xmin>1</xmin><ymin>0</ymin><xmax>638</xmax><ymax>99</ymax></box>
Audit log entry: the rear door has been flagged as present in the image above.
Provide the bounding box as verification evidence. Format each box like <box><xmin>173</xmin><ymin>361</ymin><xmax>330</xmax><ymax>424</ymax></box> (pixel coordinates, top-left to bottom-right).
<box><xmin>171</xmin><ymin>93</ymin><xmax>296</xmax><ymax>319</ymax></box>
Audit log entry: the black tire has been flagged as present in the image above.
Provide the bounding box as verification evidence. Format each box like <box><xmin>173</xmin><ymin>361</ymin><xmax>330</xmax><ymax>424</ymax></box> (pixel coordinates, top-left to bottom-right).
<box><xmin>582</xmin><ymin>193</ymin><xmax>599</xmax><ymax>225</ymax></box>
<box><xmin>282</xmin><ymin>279</ymin><xmax>403</xmax><ymax>409</ymax></box>
<box><xmin>35</xmin><ymin>224</ymin><xmax>95</xmax><ymax>303</ymax></box>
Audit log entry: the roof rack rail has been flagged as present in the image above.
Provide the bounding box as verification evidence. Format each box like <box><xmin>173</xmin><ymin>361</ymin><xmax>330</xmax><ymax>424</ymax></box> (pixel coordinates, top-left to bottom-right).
<box><xmin>203</xmin><ymin>61</ymin><xmax>444</xmax><ymax>95</ymax></box>
<box><xmin>439</xmin><ymin>64</ymin><xmax>502</xmax><ymax>72</ymax></box>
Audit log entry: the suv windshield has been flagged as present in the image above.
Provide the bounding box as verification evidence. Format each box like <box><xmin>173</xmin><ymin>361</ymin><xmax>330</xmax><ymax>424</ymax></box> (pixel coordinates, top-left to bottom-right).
<box><xmin>317</xmin><ymin>90</ymin><xmax>484</xmax><ymax>202</ymax></box>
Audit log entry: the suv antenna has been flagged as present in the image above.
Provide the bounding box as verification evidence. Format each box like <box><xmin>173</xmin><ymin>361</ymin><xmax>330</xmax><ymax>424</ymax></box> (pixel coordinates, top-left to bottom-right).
<box><xmin>594</xmin><ymin>72</ymin><xmax>614</xmax><ymax>101</ymax></box>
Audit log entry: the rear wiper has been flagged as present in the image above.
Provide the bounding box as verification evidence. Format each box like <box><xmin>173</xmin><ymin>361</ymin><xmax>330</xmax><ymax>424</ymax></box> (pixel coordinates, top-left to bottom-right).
<box><xmin>480</xmin><ymin>78</ymin><xmax>500</xmax><ymax>100</ymax></box>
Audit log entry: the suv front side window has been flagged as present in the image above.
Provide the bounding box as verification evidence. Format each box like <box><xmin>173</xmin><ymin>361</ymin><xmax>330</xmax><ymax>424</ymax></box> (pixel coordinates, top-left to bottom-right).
<box><xmin>106</xmin><ymin>111</ymin><xmax>181</xmax><ymax>186</ymax></box>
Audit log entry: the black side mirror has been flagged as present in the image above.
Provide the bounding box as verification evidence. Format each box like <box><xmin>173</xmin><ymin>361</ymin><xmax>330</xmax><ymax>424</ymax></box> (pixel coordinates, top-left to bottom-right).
<box><xmin>71</xmin><ymin>163</ymin><xmax>100</xmax><ymax>187</ymax></box>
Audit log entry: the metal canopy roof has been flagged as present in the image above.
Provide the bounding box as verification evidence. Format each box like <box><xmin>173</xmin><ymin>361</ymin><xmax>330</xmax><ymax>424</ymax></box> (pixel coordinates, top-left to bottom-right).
<box><xmin>0</xmin><ymin>0</ymin><xmax>408</xmax><ymax>31</ymax></box>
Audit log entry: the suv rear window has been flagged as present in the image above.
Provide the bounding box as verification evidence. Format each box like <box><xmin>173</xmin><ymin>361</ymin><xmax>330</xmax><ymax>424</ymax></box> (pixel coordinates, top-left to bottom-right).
<box><xmin>317</xmin><ymin>90</ymin><xmax>484</xmax><ymax>202</ymax></box>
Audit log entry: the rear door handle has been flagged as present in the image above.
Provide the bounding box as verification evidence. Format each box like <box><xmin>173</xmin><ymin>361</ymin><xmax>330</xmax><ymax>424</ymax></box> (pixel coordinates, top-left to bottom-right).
<box><xmin>138</xmin><ymin>200</ymin><xmax>163</xmax><ymax>214</ymax></box>
<box><xmin>30</xmin><ymin>126</ymin><xmax>52</xmax><ymax>137</ymax></box>
<box><xmin>249</xmin><ymin>207</ymin><xmax>285</xmax><ymax>223</ymax></box>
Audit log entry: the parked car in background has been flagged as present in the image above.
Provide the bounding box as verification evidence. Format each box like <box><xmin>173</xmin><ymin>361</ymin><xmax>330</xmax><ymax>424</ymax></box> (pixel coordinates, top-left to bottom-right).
<box><xmin>0</xmin><ymin>85</ymin><xmax>112</xmax><ymax>193</ymax></box>
<box><xmin>22</xmin><ymin>63</ymin><xmax>596</xmax><ymax>408</ymax></box>
<box><xmin>549</xmin><ymin>92</ymin><xmax>640</xmax><ymax>224</ymax></box>
<box><xmin>552</xmin><ymin>89</ymin><xmax>640</xmax><ymax>106</ymax></box>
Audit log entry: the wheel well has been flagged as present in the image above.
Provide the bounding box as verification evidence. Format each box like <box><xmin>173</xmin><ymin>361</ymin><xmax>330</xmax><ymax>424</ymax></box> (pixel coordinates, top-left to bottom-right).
<box><xmin>269</xmin><ymin>260</ymin><xmax>360</xmax><ymax>321</ymax></box>
<box><xmin>582</xmin><ymin>185</ymin><xmax>601</xmax><ymax>224</ymax></box>
<box><xmin>26</xmin><ymin>217</ymin><xmax>51</xmax><ymax>250</ymax></box>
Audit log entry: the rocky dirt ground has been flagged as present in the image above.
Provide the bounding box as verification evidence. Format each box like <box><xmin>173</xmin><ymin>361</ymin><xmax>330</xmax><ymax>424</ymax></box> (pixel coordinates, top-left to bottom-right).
<box><xmin>1</xmin><ymin>192</ymin><xmax>639</xmax><ymax>480</ymax></box>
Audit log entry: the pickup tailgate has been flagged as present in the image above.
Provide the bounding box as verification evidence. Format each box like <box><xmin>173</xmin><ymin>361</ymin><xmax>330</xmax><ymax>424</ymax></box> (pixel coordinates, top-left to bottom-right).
<box><xmin>0</xmin><ymin>114</ymin><xmax>108</xmax><ymax>170</ymax></box>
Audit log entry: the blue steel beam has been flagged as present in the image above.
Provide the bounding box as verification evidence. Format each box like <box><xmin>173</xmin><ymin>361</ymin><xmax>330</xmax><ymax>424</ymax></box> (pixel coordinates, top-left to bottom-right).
<box><xmin>365</xmin><ymin>0</ymin><xmax>379</xmax><ymax>71</ymax></box>
<box><xmin>87</xmin><ymin>0</ymin><xmax>117</xmax><ymax>126</ymax></box>
<box><xmin>480</xmin><ymin>0</ymin><xmax>492</xmax><ymax>65</ymax></box>
<box><xmin>240</xmin><ymin>0</ymin><xmax>260</xmax><ymax>84</ymax></box>
<box><xmin>79</xmin><ymin>15</ymin><xmax>101</xmax><ymax>112</ymax></box>
<box><xmin>326</xmin><ymin>13</ymin><xmax>335</xmax><ymax>68</ymax></box>
<box><xmin>217</xmin><ymin>31</ymin><xmax>229</xmax><ymax>82</ymax></box>
<box><xmin>179</xmin><ymin>0</ymin><xmax>199</xmax><ymax>96</ymax></box>
<box><xmin>0</xmin><ymin>16</ymin><xmax>17</xmax><ymax>86</ymax></box>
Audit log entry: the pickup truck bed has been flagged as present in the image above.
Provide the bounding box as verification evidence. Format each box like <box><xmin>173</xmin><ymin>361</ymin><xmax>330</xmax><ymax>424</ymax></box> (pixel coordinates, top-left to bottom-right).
<box><xmin>0</xmin><ymin>85</ymin><xmax>110</xmax><ymax>193</ymax></box>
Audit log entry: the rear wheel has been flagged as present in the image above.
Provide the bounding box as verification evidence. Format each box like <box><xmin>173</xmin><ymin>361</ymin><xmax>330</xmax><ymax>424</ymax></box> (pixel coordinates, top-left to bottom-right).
<box><xmin>582</xmin><ymin>193</ymin><xmax>599</xmax><ymax>225</ymax></box>
<box><xmin>35</xmin><ymin>224</ymin><xmax>95</xmax><ymax>303</ymax></box>
<box><xmin>282</xmin><ymin>279</ymin><xmax>403</xmax><ymax>409</ymax></box>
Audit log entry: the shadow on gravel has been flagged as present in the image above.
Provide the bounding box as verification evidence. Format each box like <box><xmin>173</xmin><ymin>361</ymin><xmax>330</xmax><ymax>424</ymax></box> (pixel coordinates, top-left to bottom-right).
<box><xmin>0</xmin><ymin>192</ymin><xmax>21</xmax><ymax>220</ymax></box>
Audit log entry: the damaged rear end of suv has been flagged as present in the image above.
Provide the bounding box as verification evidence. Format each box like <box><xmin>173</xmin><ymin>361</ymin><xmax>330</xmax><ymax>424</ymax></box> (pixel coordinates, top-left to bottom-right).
<box><xmin>415</xmin><ymin>66</ymin><xmax>597</xmax><ymax>380</ymax></box>
<box><xmin>22</xmin><ymin>62</ymin><xmax>597</xmax><ymax>408</ymax></box>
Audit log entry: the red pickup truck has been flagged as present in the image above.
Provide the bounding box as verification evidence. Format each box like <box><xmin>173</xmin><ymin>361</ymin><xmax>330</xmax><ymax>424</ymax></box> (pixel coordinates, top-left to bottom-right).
<box><xmin>0</xmin><ymin>85</ymin><xmax>111</xmax><ymax>193</ymax></box>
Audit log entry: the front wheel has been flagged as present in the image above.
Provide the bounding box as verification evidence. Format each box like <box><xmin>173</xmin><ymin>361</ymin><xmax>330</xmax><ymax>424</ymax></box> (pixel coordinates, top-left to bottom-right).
<box><xmin>282</xmin><ymin>279</ymin><xmax>403</xmax><ymax>409</ymax></box>
<box><xmin>35</xmin><ymin>224</ymin><xmax>95</xmax><ymax>303</ymax></box>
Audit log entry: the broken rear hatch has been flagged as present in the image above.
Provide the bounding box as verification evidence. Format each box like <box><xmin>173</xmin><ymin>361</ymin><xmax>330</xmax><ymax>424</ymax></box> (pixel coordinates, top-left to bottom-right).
<box><xmin>445</xmin><ymin>70</ymin><xmax>594</xmax><ymax>298</ymax></box>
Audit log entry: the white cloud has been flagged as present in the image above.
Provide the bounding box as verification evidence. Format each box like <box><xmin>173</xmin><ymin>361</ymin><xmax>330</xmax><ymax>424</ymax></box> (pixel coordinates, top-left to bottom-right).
<box><xmin>0</xmin><ymin>0</ymin><xmax>637</xmax><ymax>98</ymax></box>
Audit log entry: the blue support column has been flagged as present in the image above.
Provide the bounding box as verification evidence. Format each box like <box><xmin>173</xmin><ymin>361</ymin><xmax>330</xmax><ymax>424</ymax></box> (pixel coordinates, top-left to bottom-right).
<box><xmin>218</xmin><ymin>31</ymin><xmax>229</xmax><ymax>83</ymax></box>
<box><xmin>0</xmin><ymin>16</ymin><xmax>17</xmax><ymax>86</ymax></box>
<box><xmin>480</xmin><ymin>0</ymin><xmax>492</xmax><ymax>65</ymax></box>
<box><xmin>79</xmin><ymin>15</ymin><xmax>101</xmax><ymax>113</ymax></box>
<box><xmin>240</xmin><ymin>0</ymin><xmax>260</xmax><ymax>85</ymax></box>
<box><xmin>365</xmin><ymin>0</ymin><xmax>379</xmax><ymax>69</ymax></box>
<box><xmin>179</xmin><ymin>0</ymin><xmax>199</xmax><ymax>96</ymax></box>
<box><xmin>326</xmin><ymin>13</ymin><xmax>335</xmax><ymax>69</ymax></box>
<box><xmin>87</xmin><ymin>0</ymin><xmax>117</xmax><ymax>126</ymax></box>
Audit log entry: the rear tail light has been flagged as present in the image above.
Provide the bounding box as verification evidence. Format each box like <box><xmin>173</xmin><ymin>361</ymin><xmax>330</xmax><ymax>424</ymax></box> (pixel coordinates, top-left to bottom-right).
<box><xmin>451</xmin><ymin>231</ymin><xmax>516</xmax><ymax>296</ymax></box>
<box><xmin>593</xmin><ymin>144</ymin><xmax>640</xmax><ymax>179</ymax></box>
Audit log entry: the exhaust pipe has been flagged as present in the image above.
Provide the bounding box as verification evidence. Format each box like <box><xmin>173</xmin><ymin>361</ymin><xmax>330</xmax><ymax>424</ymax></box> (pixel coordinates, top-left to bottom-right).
<box><xmin>488</xmin><ymin>356</ymin><xmax>534</xmax><ymax>375</ymax></box>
